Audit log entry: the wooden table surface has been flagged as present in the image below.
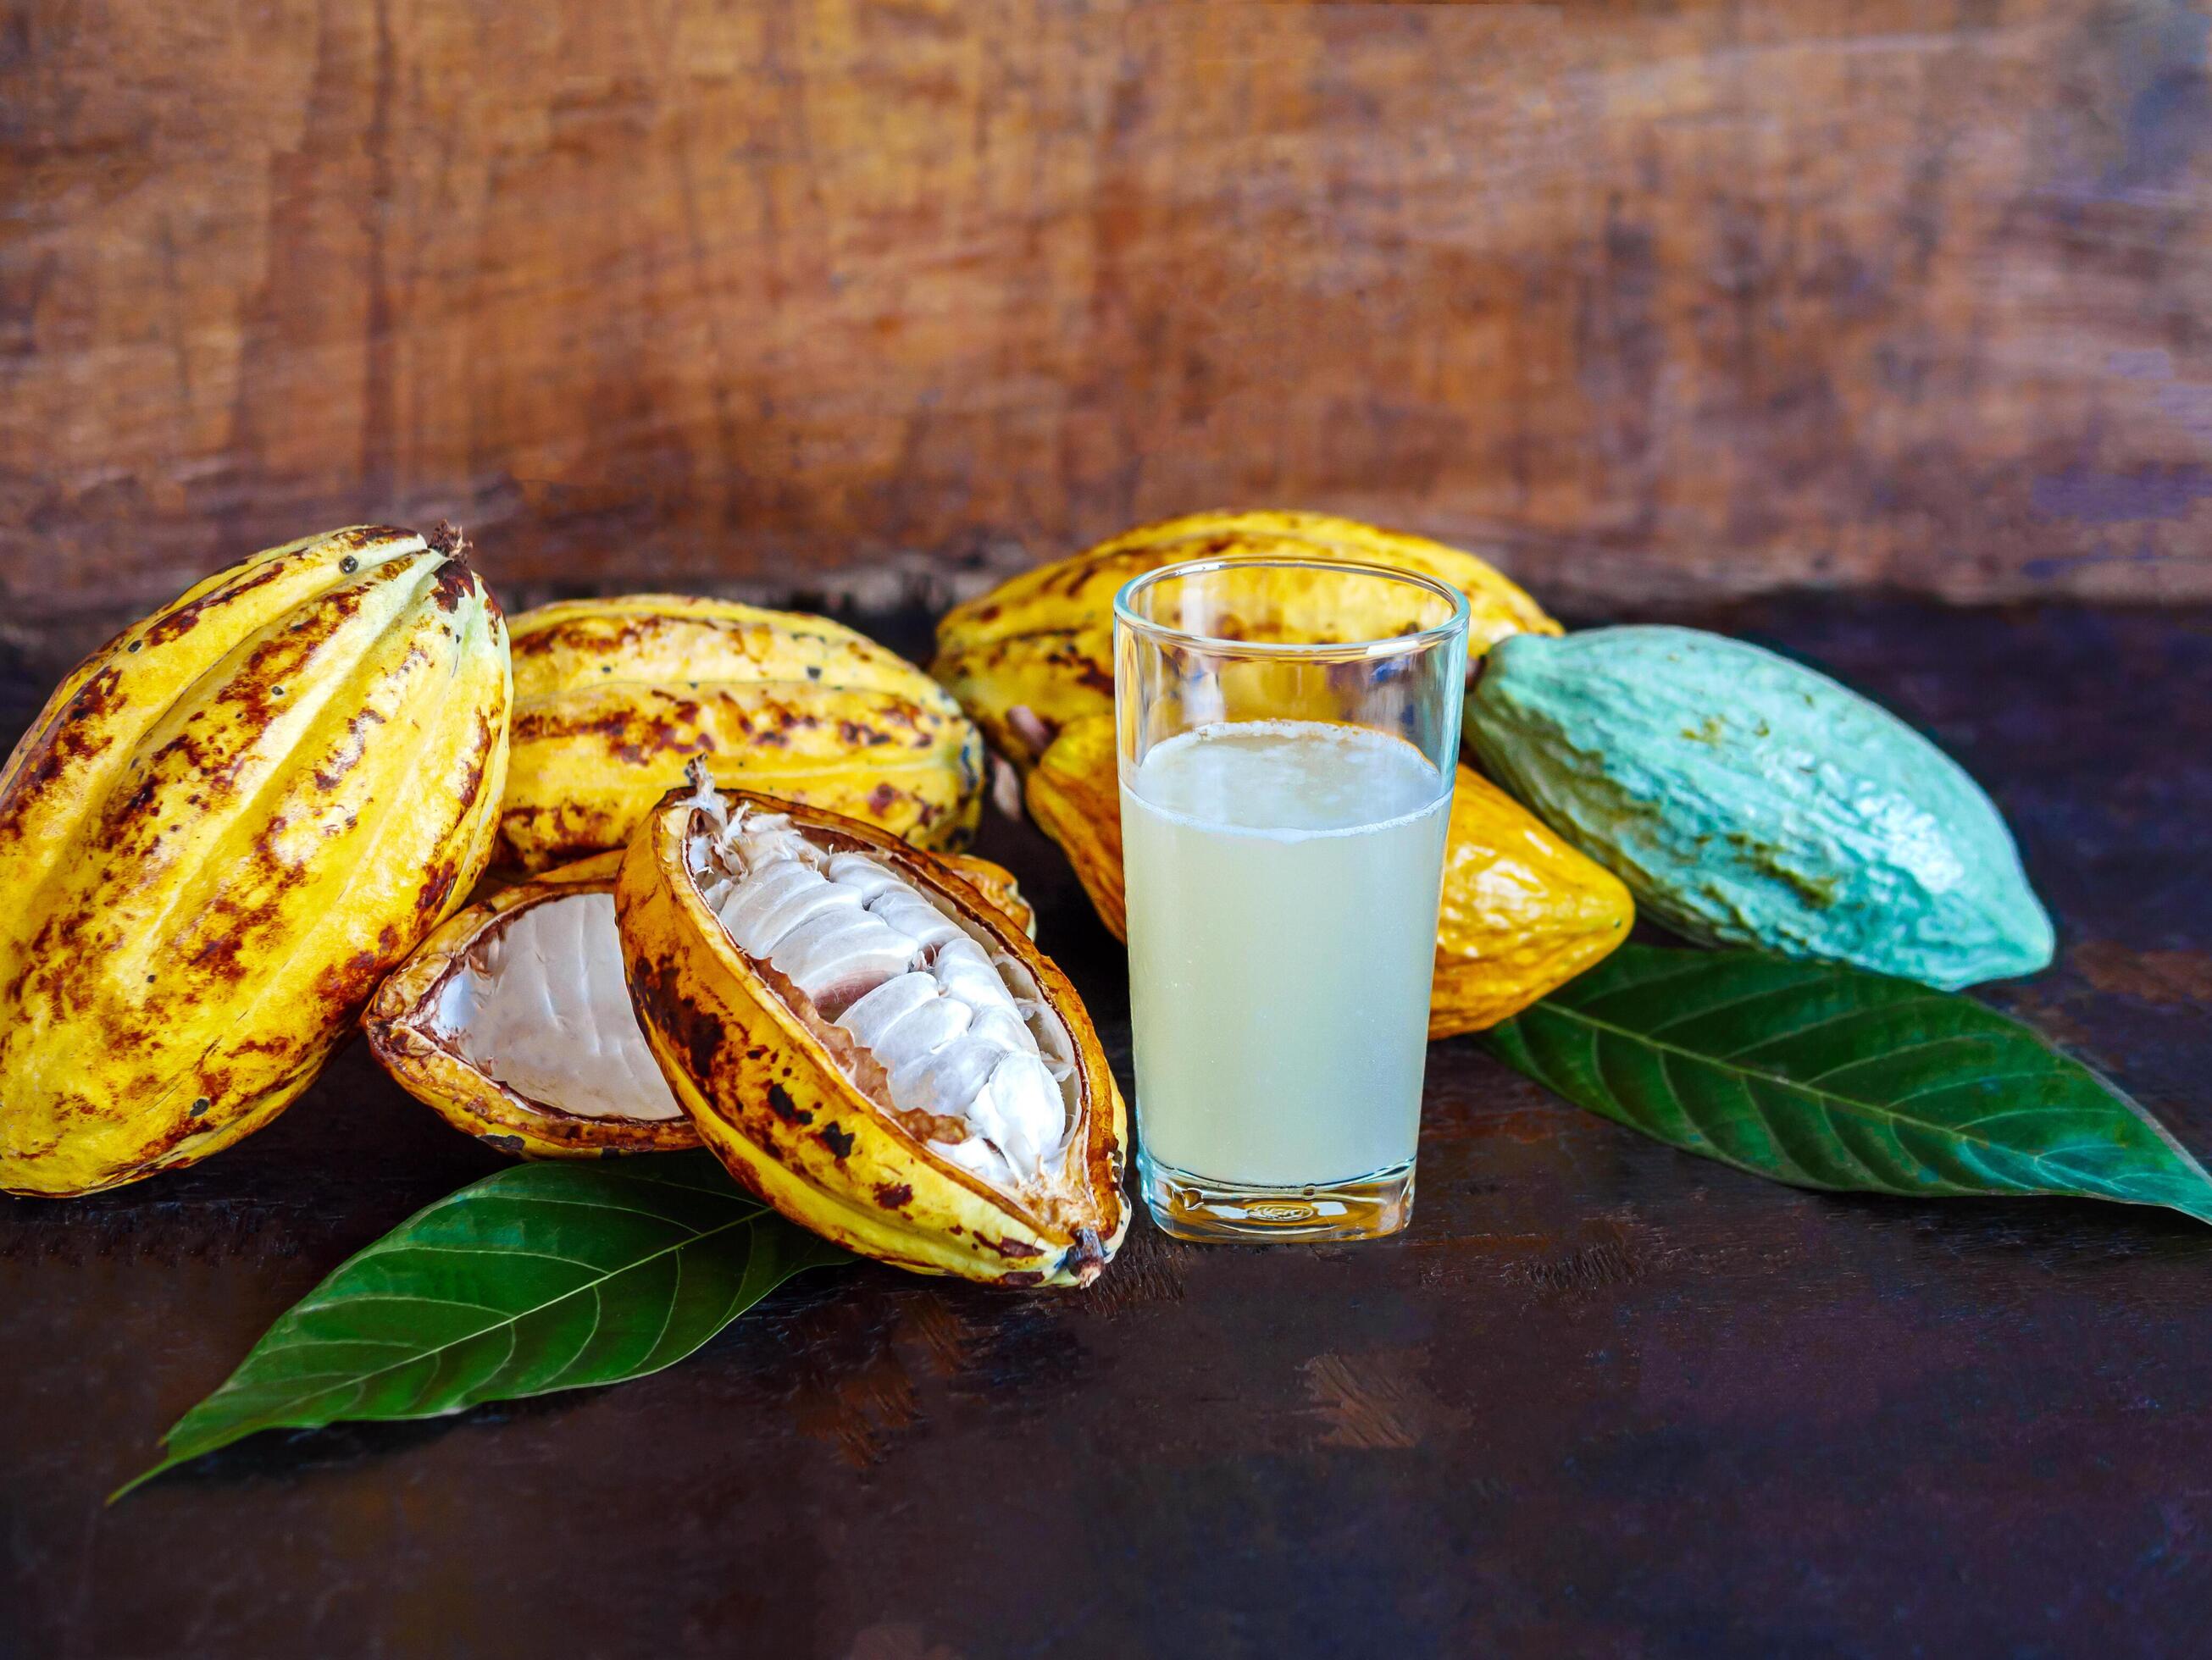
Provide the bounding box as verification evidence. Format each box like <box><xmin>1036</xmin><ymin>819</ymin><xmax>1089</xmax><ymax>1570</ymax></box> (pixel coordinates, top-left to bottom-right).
<box><xmin>3</xmin><ymin>592</ymin><xmax>2209</xmax><ymax>1658</ymax></box>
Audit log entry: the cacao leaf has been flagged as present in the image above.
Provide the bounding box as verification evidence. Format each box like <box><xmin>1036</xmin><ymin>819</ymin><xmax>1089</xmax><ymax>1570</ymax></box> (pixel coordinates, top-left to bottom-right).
<box><xmin>1484</xmin><ymin>943</ymin><xmax>2212</xmax><ymax>1224</ymax></box>
<box><xmin>117</xmin><ymin>1154</ymin><xmax>847</xmax><ymax>1498</ymax></box>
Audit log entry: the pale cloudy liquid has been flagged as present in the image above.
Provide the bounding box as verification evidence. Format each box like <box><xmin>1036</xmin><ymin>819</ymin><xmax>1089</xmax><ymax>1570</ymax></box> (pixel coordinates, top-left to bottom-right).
<box><xmin>1122</xmin><ymin>720</ymin><xmax>1452</xmax><ymax>1187</ymax></box>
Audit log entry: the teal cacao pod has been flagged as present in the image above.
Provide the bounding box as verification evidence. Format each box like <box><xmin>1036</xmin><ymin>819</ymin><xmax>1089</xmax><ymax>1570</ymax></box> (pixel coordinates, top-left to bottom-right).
<box><xmin>1465</xmin><ymin>627</ymin><xmax>2054</xmax><ymax>990</ymax></box>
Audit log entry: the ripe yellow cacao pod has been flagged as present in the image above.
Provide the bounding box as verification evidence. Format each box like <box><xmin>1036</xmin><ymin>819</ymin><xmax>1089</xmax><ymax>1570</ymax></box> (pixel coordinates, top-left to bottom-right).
<box><xmin>364</xmin><ymin>846</ymin><xmax>1035</xmax><ymax>1158</ymax></box>
<box><xmin>498</xmin><ymin>595</ymin><xmax>984</xmax><ymax>871</ymax></box>
<box><xmin>1023</xmin><ymin>715</ymin><xmax>1124</xmax><ymax>939</ymax></box>
<box><xmin>933</xmin><ymin>510</ymin><xmax>1560</xmax><ymax>772</ymax></box>
<box><xmin>1024</xmin><ymin>715</ymin><xmax>1631</xmax><ymax>1038</ymax></box>
<box><xmin>1428</xmin><ymin>769</ymin><xmax>1637</xmax><ymax>1038</ymax></box>
<box><xmin>0</xmin><ymin>526</ymin><xmax>510</xmax><ymax>1197</ymax></box>
<box><xmin>616</xmin><ymin>777</ymin><xmax>1128</xmax><ymax>1286</ymax></box>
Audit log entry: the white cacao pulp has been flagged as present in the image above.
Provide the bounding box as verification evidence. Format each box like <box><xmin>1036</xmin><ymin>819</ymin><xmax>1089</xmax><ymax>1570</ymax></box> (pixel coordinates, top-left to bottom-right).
<box><xmin>434</xmin><ymin>892</ymin><xmax>684</xmax><ymax>1122</ymax></box>
<box><xmin>691</xmin><ymin>797</ymin><xmax>1071</xmax><ymax>1182</ymax></box>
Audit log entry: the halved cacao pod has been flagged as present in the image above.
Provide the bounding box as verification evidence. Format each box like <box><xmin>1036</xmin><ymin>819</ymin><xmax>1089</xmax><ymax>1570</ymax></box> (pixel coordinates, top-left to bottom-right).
<box><xmin>364</xmin><ymin>848</ymin><xmax>1036</xmax><ymax>1157</ymax></box>
<box><xmin>616</xmin><ymin>777</ymin><xmax>1128</xmax><ymax>1287</ymax></box>
<box><xmin>933</xmin><ymin>509</ymin><xmax>1561</xmax><ymax>772</ymax></box>
<box><xmin>363</xmin><ymin>854</ymin><xmax>696</xmax><ymax>1158</ymax></box>
<box><xmin>1024</xmin><ymin>714</ymin><xmax>1632</xmax><ymax>1038</ymax></box>
<box><xmin>0</xmin><ymin>525</ymin><xmax>510</xmax><ymax>1197</ymax></box>
<box><xmin>937</xmin><ymin>853</ymin><xmax>1036</xmax><ymax>940</ymax></box>
<box><xmin>498</xmin><ymin>595</ymin><xmax>984</xmax><ymax>870</ymax></box>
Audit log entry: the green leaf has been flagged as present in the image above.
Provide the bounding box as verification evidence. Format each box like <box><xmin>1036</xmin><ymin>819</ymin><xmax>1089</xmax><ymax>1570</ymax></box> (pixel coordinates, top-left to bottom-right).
<box><xmin>1484</xmin><ymin>943</ymin><xmax>2212</xmax><ymax>1225</ymax></box>
<box><xmin>117</xmin><ymin>1153</ymin><xmax>847</xmax><ymax>1498</ymax></box>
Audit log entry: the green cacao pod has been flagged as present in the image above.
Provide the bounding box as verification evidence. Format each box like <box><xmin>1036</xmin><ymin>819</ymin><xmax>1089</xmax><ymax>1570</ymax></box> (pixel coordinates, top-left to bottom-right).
<box><xmin>1465</xmin><ymin>626</ymin><xmax>2054</xmax><ymax>990</ymax></box>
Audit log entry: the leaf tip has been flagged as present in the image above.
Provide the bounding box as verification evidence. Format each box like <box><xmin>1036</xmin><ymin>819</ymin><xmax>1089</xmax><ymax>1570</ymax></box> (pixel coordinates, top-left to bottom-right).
<box><xmin>106</xmin><ymin>1460</ymin><xmax>167</xmax><ymax>1506</ymax></box>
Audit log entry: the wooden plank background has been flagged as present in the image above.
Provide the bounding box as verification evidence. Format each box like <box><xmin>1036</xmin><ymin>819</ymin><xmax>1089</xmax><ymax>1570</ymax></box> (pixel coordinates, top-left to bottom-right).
<box><xmin>3</xmin><ymin>0</ymin><xmax>2209</xmax><ymax>643</ymax></box>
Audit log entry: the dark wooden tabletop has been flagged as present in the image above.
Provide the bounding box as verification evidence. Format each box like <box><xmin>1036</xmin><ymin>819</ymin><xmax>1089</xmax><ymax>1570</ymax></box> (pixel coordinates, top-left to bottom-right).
<box><xmin>3</xmin><ymin>593</ymin><xmax>2209</xmax><ymax>1659</ymax></box>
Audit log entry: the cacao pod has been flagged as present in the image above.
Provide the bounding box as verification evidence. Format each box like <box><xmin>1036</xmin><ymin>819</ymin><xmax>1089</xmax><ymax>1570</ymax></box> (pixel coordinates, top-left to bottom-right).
<box><xmin>1025</xmin><ymin>714</ymin><xmax>1632</xmax><ymax>1036</ymax></box>
<box><xmin>498</xmin><ymin>595</ymin><xmax>984</xmax><ymax>871</ymax></box>
<box><xmin>931</xmin><ymin>509</ymin><xmax>1560</xmax><ymax>773</ymax></box>
<box><xmin>1466</xmin><ymin>626</ymin><xmax>2055</xmax><ymax>988</ymax></box>
<box><xmin>0</xmin><ymin>526</ymin><xmax>510</xmax><ymax>1197</ymax></box>
<box><xmin>365</xmin><ymin>847</ymin><xmax>1035</xmax><ymax>1157</ymax></box>
<box><xmin>1429</xmin><ymin>768</ymin><xmax>1637</xmax><ymax>1036</ymax></box>
<box><xmin>616</xmin><ymin>776</ymin><xmax>1128</xmax><ymax>1286</ymax></box>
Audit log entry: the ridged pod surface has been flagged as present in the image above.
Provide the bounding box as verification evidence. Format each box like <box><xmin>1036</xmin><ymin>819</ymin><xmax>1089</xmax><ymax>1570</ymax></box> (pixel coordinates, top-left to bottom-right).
<box><xmin>1022</xmin><ymin>716</ymin><xmax>1125</xmax><ymax>941</ymax></box>
<box><xmin>616</xmin><ymin>784</ymin><xmax>1128</xmax><ymax>1287</ymax></box>
<box><xmin>932</xmin><ymin>510</ymin><xmax>1560</xmax><ymax>772</ymax></box>
<box><xmin>499</xmin><ymin>595</ymin><xmax>984</xmax><ymax>870</ymax></box>
<box><xmin>0</xmin><ymin>526</ymin><xmax>510</xmax><ymax>1197</ymax></box>
<box><xmin>1025</xmin><ymin>714</ymin><xmax>1631</xmax><ymax>1036</ymax></box>
<box><xmin>1466</xmin><ymin>626</ymin><xmax>2054</xmax><ymax>988</ymax></box>
<box><xmin>1428</xmin><ymin>769</ymin><xmax>1637</xmax><ymax>1036</ymax></box>
<box><xmin>365</xmin><ymin>847</ymin><xmax>1034</xmax><ymax>1158</ymax></box>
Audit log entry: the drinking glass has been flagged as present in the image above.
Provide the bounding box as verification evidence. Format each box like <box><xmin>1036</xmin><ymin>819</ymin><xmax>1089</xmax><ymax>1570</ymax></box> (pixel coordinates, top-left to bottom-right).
<box><xmin>1114</xmin><ymin>557</ymin><xmax>1469</xmax><ymax>1242</ymax></box>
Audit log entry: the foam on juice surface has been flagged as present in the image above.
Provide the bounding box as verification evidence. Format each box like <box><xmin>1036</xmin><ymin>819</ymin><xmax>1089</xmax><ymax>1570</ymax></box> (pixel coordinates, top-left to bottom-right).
<box><xmin>1128</xmin><ymin>719</ymin><xmax>1446</xmax><ymax>837</ymax></box>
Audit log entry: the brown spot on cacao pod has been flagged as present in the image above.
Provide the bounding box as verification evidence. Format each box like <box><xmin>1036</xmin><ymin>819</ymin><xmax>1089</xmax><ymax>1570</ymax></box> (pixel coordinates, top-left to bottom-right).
<box><xmin>448</xmin><ymin>709</ymin><xmax>498</xmax><ymax>813</ymax></box>
<box><xmin>873</xmin><ymin>1182</ymin><xmax>912</xmax><ymax>1209</ymax></box>
<box><xmin>415</xmin><ymin>858</ymin><xmax>461</xmax><ymax>920</ymax></box>
<box><xmin>429</xmin><ymin>562</ymin><xmax>476</xmax><ymax>615</ymax></box>
<box><xmin>766</xmin><ymin>1082</ymin><xmax>812</xmax><ymax>1126</ymax></box>
<box><xmin>818</xmin><ymin>1121</ymin><xmax>855</xmax><ymax>1160</ymax></box>
<box><xmin>142</xmin><ymin>556</ymin><xmax>290</xmax><ymax>648</ymax></box>
<box><xmin>313</xmin><ymin>705</ymin><xmax>389</xmax><ymax>790</ymax></box>
<box><xmin>0</xmin><ymin>667</ymin><xmax>124</xmax><ymax>836</ymax></box>
<box><xmin>629</xmin><ymin>955</ymin><xmax>725</xmax><ymax>1082</ymax></box>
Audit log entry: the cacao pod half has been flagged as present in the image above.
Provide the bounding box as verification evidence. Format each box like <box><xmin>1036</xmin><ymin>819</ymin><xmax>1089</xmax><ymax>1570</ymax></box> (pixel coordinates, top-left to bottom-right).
<box><xmin>1466</xmin><ymin>626</ymin><xmax>2055</xmax><ymax>988</ymax></box>
<box><xmin>0</xmin><ymin>526</ymin><xmax>510</xmax><ymax>1197</ymax></box>
<box><xmin>365</xmin><ymin>848</ymin><xmax>1035</xmax><ymax>1158</ymax></box>
<box><xmin>932</xmin><ymin>509</ymin><xmax>1560</xmax><ymax>772</ymax></box>
<box><xmin>498</xmin><ymin>595</ymin><xmax>984</xmax><ymax>871</ymax></box>
<box><xmin>1025</xmin><ymin>714</ymin><xmax>1633</xmax><ymax>1037</ymax></box>
<box><xmin>616</xmin><ymin>777</ymin><xmax>1128</xmax><ymax>1287</ymax></box>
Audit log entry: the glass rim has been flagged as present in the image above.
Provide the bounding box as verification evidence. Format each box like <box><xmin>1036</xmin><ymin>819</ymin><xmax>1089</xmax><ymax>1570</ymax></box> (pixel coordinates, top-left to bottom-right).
<box><xmin>1112</xmin><ymin>556</ymin><xmax>1472</xmax><ymax>661</ymax></box>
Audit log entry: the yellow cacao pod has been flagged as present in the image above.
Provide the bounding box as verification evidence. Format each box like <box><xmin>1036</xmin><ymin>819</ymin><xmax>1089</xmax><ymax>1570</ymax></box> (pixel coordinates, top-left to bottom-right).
<box><xmin>616</xmin><ymin>779</ymin><xmax>1128</xmax><ymax>1287</ymax></box>
<box><xmin>1025</xmin><ymin>715</ymin><xmax>1631</xmax><ymax>1038</ymax></box>
<box><xmin>1023</xmin><ymin>716</ymin><xmax>1124</xmax><ymax>940</ymax></box>
<box><xmin>933</xmin><ymin>510</ymin><xmax>1560</xmax><ymax>772</ymax></box>
<box><xmin>498</xmin><ymin>595</ymin><xmax>984</xmax><ymax>871</ymax></box>
<box><xmin>364</xmin><ymin>846</ymin><xmax>1035</xmax><ymax>1159</ymax></box>
<box><xmin>1428</xmin><ymin>769</ymin><xmax>1637</xmax><ymax>1038</ymax></box>
<box><xmin>0</xmin><ymin>526</ymin><xmax>510</xmax><ymax>1197</ymax></box>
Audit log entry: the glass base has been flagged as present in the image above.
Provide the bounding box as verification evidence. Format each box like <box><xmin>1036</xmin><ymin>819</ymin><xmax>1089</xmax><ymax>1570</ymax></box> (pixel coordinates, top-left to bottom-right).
<box><xmin>1139</xmin><ymin>1152</ymin><xmax>1414</xmax><ymax>1243</ymax></box>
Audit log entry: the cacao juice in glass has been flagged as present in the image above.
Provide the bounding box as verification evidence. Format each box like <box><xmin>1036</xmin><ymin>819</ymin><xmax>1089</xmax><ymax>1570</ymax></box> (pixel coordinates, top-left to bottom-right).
<box><xmin>1114</xmin><ymin>559</ymin><xmax>1468</xmax><ymax>1242</ymax></box>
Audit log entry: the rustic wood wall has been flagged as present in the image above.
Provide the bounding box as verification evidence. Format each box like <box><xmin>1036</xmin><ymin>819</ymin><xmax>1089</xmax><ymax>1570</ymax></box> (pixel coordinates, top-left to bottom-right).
<box><xmin>3</xmin><ymin>0</ymin><xmax>2209</xmax><ymax>641</ymax></box>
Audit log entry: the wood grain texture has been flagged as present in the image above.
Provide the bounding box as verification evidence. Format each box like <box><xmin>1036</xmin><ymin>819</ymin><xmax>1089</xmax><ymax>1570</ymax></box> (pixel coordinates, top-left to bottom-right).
<box><xmin>3</xmin><ymin>0</ymin><xmax>2210</xmax><ymax>627</ymax></box>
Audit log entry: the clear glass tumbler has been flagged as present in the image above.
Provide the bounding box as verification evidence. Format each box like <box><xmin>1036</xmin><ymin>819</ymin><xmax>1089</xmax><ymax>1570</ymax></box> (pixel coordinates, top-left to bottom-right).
<box><xmin>1114</xmin><ymin>558</ymin><xmax>1469</xmax><ymax>1243</ymax></box>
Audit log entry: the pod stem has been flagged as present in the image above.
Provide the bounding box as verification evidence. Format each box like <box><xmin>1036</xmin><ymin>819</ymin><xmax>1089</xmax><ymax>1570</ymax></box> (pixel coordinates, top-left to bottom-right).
<box><xmin>1067</xmin><ymin>1226</ymin><xmax>1106</xmax><ymax>1282</ymax></box>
